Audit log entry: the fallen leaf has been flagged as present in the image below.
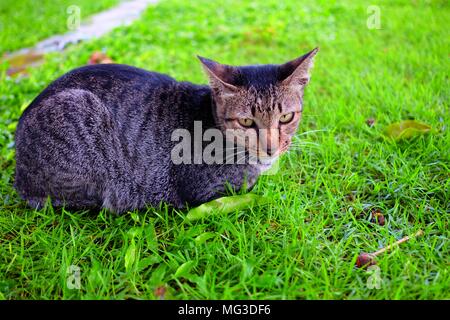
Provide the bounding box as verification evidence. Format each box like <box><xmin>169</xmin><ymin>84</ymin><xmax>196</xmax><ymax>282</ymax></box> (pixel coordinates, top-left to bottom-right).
<box><xmin>186</xmin><ymin>194</ymin><xmax>269</xmax><ymax>221</ymax></box>
<box><xmin>345</xmin><ymin>193</ymin><xmax>355</xmax><ymax>202</ymax></box>
<box><xmin>366</xmin><ymin>118</ymin><xmax>376</xmax><ymax>127</ymax></box>
<box><xmin>124</xmin><ymin>240</ymin><xmax>136</xmax><ymax>272</ymax></box>
<box><xmin>137</xmin><ymin>255</ymin><xmax>162</xmax><ymax>271</ymax></box>
<box><xmin>370</xmin><ymin>209</ymin><xmax>386</xmax><ymax>226</ymax></box>
<box><xmin>356</xmin><ymin>253</ymin><xmax>377</xmax><ymax>268</ymax></box>
<box><xmin>385</xmin><ymin>120</ymin><xmax>431</xmax><ymax>140</ymax></box>
<box><xmin>174</xmin><ymin>261</ymin><xmax>195</xmax><ymax>279</ymax></box>
<box><xmin>88</xmin><ymin>51</ymin><xmax>114</xmax><ymax>65</ymax></box>
<box><xmin>1</xmin><ymin>51</ymin><xmax>44</xmax><ymax>77</ymax></box>
<box><xmin>154</xmin><ymin>286</ymin><xmax>166</xmax><ymax>299</ymax></box>
<box><xmin>194</xmin><ymin>232</ymin><xmax>216</xmax><ymax>245</ymax></box>
<box><xmin>6</xmin><ymin>67</ymin><xmax>29</xmax><ymax>77</ymax></box>
<box><xmin>268</xmin><ymin>220</ymin><xmax>281</xmax><ymax>232</ymax></box>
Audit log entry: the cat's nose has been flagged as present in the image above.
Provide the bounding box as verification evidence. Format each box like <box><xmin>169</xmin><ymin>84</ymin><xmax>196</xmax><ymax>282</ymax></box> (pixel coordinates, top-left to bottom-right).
<box><xmin>259</xmin><ymin>128</ymin><xmax>279</xmax><ymax>157</ymax></box>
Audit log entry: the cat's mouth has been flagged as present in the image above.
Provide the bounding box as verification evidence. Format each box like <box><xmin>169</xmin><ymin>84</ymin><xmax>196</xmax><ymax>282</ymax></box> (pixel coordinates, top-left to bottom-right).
<box><xmin>253</xmin><ymin>143</ymin><xmax>293</xmax><ymax>169</ymax></box>
<box><xmin>257</xmin><ymin>156</ymin><xmax>278</xmax><ymax>166</ymax></box>
<box><xmin>248</xmin><ymin>149</ymin><xmax>281</xmax><ymax>166</ymax></box>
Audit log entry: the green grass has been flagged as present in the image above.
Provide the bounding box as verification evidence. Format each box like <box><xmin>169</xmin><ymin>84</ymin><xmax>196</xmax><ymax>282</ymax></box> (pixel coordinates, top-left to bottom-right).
<box><xmin>0</xmin><ymin>0</ymin><xmax>449</xmax><ymax>299</ymax></box>
<box><xmin>0</xmin><ymin>0</ymin><xmax>119</xmax><ymax>55</ymax></box>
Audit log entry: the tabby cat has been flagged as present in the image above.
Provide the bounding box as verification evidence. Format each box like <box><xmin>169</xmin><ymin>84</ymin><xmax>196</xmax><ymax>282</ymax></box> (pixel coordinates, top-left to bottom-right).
<box><xmin>14</xmin><ymin>48</ymin><xmax>318</xmax><ymax>214</ymax></box>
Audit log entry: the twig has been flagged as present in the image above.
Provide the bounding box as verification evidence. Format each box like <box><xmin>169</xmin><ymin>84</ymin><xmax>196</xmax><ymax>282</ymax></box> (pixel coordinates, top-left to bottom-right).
<box><xmin>356</xmin><ymin>230</ymin><xmax>424</xmax><ymax>268</ymax></box>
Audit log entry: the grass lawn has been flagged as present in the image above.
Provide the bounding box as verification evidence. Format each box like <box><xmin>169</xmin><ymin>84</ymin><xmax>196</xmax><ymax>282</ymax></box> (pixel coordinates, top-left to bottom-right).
<box><xmin>0</xmin><ymin>0</ymin><xmax>448</xmax><ymax>299</ymax></box>
<box><xmin>0</xmin><ymin>0</ymin><xmax>119</xmax><ymax>55</ymax></box>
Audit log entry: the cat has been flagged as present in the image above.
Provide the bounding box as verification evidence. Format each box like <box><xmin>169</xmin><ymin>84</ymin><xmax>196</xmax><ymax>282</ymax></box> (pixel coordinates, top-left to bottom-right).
<box><xmin>14</xmin><ymin>48</ymin><xmax>318</xmax><ymax>214</ymax></box>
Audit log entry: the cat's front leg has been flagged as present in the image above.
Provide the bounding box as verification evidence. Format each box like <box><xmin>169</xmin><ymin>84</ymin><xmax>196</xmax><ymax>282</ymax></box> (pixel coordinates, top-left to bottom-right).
<box><xmin>175</xmin><ymin>164</ymin><xmax>260</xmax><ymax>207</ymax></box>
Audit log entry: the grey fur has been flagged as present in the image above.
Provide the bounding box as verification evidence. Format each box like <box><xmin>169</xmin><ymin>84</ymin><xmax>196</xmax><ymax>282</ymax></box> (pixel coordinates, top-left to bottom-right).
<box><xmin>14</xmin><ymin>50</ymin><xmax>317</xmax><ymax>214</ymax></box>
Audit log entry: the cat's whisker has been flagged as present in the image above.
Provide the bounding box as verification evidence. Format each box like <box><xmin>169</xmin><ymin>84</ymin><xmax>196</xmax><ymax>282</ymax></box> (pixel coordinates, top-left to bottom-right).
<box><xmin>211</xmin><ymin>147</ymin><xmax>245</xmax><ymax>159</ymax></box>
<box><xmin>216</xmin><ymin>149</ymin><xmax>244</xmax><ymax>161</ymax></box>
<box><xmin>288</xmin><ymin>145</ymin><xmax>321</xmax><ymax>152</ymax></box>
<box><xmin>297</xmin><ymin>129</ymin><xmax>327</xmax><ymax>136</ymax></box>
<box><xmin>223</xmin><ymin>149</ymin><xmax>247</xmax><ymax>162</ymax></box>
<box><xmin>289</xmin><ymin>142</ymin><xmax>321</xmax><ymax>147</ymax></box>
<box><xmin>301</xmin><ymin>114</ymin><xmax>320</xmax><ymax>118</ymax></box>
<box><xmin>216</xmin><ymin>149</ymin><xmax>249</xmax><ymax>168</ymax></box>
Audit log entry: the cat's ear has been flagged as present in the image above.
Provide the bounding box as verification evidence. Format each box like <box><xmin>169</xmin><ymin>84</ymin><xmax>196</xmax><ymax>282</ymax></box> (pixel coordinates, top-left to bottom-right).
<box><xmin>197</xmin><ymin>55</ymin><xmax>239</xmax><ymax>94</ymax></box>
<box><xmin>278</xmin><ymin>48</ymin><xmax>319</xmax><ymax>88</ymax></box>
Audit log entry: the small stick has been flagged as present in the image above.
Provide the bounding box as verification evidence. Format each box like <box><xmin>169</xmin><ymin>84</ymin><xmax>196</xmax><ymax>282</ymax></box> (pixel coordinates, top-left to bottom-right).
<box><xmin>371</xmin><ymin>229</ymin><xmax>424</xmax><ymax>256</ymax></box>
<box><xmin>356</xmin><ymin>230</ymin><xmax>424</xmax><ymax>268</ymax></box>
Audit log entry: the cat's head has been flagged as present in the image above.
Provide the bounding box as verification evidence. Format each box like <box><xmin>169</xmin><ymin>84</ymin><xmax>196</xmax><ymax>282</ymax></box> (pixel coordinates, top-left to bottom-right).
<box><xmin>198</xmin><ymin>48</ymin><xmax>318</xmax><ymax>166</ymax></box>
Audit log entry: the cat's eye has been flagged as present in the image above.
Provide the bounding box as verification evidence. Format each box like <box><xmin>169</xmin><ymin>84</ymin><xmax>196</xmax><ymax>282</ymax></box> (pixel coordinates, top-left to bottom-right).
<box><xmin>238</xmin><ymin>118</ymin><xmax>254</xmax><ymax>127</ymax></box>
<box><xmin>279</xmin><ymin>112</ymin><xmax>294</xmax><ymax>124</ymax></box>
